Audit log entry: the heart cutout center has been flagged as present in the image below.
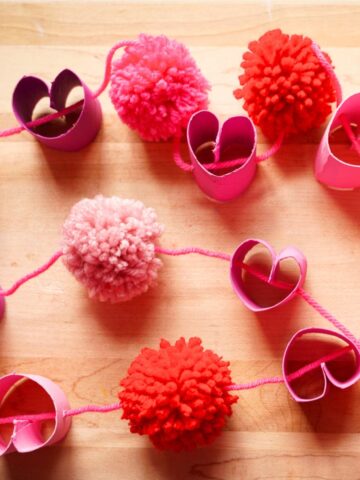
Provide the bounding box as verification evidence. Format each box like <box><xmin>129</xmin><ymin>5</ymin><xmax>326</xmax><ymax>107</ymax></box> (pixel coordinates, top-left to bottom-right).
<box><xmin>0</xmin><ymin>378</ymin><xmax>55</xmax><ymax>448</ymax></box>
<box><xmin>230</xmin><ymin>239</ymin><xmax>307</xmax><ymax>312</ymax></box>
<box><xmin>188</xmin><ymin>111</ymin><xmax>257</xmax><ymax>177</ymax></box>
<box><xmin>12</xmin><ymin>70</ymin><xmax>86</xmax><ymax>139</ymax></box>
<box><xmin>240</xmin><ymin>246</ymin><xmax>302</xmax><ymax>309</ymax></box>
<box><xmin>31</xmin><ymin>86</ymin><xmax>84</xmax><ymax>137</ymax></box>
<box><xmin>283</xmin><ymin>328</ymin><xmax>360</xmax><ymax>402</ymax></box>
<box><xmin>330</xmin><ymin>122</ymin><xmax>360</xmax><ymax>166</ymax></box>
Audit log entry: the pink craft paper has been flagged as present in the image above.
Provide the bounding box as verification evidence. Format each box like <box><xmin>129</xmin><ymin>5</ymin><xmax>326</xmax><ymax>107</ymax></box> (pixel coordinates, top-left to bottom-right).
<box><xmin>283</xmin><ymin>327</ymin><xmax>360</xmax><ymax>402</ymax></box>
<box><xmin>230</xmin><ymin>238</ymin><xmax>307</xmax><ymax>312</ymax></box>
<box><xmin>187</xmin><ymin>110</ymin><xmax>257</xmax><ymax>202</ymax></box>
<box><xmin>0</xmin><ymin>373</ymin><xmax>71</xmax><ymax>455</ymax></box>
<box><xmin>12</xmin><ymin>69</ymin><xmax>102</xmax><ymax>151</ymax></box>
<box><xmin>315</xmin><ymin>92</ymin><xmax>360</xmax><ymax>189</ymax></box>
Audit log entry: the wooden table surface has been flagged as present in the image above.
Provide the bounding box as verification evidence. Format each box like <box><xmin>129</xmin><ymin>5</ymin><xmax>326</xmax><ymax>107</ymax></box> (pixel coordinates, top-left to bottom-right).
<box><xmin>1</xmin><ymin>1</ymin><xmax>360</xmax><ymax>479</ymax></box>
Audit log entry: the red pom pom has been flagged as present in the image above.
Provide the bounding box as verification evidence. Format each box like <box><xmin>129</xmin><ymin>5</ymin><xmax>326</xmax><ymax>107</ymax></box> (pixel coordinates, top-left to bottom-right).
<box><xmin>119</xmin><ymin>337</ymin><xmax>238</xmax><ymax>451</ymax></box>
<box><xmin>234</xmin><ymin>29</ymin><xmax>336</xmax><ymax>139</ymax></box>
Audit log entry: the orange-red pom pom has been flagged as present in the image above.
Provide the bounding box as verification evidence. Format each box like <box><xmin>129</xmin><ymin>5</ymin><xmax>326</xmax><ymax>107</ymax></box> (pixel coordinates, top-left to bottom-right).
<box><xmin>119</xmin><ymin>337</ymin><xmax>238</xmax><ymax>451</ymax></box>
<box><xmin>234</xmin><ymin>29</ymin><xmax>336</xmax><ymax>139</ymax></box>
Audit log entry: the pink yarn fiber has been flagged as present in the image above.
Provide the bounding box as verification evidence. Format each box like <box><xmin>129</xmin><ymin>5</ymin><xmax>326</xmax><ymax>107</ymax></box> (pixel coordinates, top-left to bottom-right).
<box><xmin>62</xmin><ymin>195</ymin><xmax>164</xmax><ymax>303</ymax></box>
<box><xmin>109</xmin><ymin>34</ymin><xmax>210</xmax><ymax>141</ymax></box>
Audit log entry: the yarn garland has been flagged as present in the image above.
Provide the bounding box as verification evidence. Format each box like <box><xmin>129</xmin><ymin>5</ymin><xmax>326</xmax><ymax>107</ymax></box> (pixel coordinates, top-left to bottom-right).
<box><xmin>0</xmin><ymin>194</ymin><xmax>357</xmax><ymax>348</ymax></box>
<box><xmin>1</xmin><ymin>30</ymin><xmax>351</xmax><ymax>179</ymax></box>
<box><xmin>0</xmin><ymin>331</ymin><xmax>357</xmax><ymax>453</ymax></box>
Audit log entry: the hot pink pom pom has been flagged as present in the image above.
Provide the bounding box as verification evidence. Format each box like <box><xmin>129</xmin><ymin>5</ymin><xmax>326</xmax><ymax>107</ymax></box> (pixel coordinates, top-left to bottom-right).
<box><xmin>109</xmin><ymin>34</ymin><xmax>210</xmax><ymax>141</ymax></box>
<box><xmin>62</xmin><ymin>195</ymin><xmax>164</xmax><ymax>303</ymax></box>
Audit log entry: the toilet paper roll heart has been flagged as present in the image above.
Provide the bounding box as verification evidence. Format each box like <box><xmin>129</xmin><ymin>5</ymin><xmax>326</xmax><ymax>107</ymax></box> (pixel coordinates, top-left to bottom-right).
<box><xmin>283</xmin><ymin>327</ymin><xmax>360</xmax><ymax>402</ymax></box>
<box><xmin>187</xmin><ymin>110</ymin><xmax>257</xmax><ymax>202</ymax></box>
<box><xmin>12</xmin><ymin>69</ymin><xmax>102</xmax><ymax>151</ymax></box>
<box><xmin>230</xmin><ymin>238</ymin><xmax>307</xmax><ymax>312</ymax></box>
<box><xmin>0</xmin><ymin>373</ymin><xmax>71</xmax><ymax>454</ymax></box>
<box><xmin>315</xmin><ymin>92</ymin><xmax>360</xmax><ymax>189</ymax></box>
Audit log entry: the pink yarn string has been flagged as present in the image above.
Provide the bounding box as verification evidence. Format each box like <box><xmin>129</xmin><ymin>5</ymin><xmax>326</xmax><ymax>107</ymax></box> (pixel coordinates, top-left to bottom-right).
<box><xmin>63</xmin><ymin>402</ymin><xmax>121</xmax><ymax>418</ymax></box>
<box><xmin>0</xmin><ymin>101</ymin><xmax>84</xmax><ymax>138</ymax></box>
<box><xmin>156</xmin><ymin>245</ymin><xmax>358</xmax><ymax>342</ymax></box>
<box><xmin>172</xmin><ymin>136</ymin><xmax>194</xmax><ymax>172</ymax></box>
<box><xmin>0</xmin><ymin>246</ymin><xmax>225</xmax><ymax>299</ymax></box>
<box><xmin>312</xmin><ymin>42</ymin><xmax>342</xmax><ymax>106</ymax></box>
<box><xmin>91</xmin><ymin>40</ymin><xmax>138</xmax><ymax>98</ymax></box>
<box><xmin>255</xmin><ymin>131</ymin><xmax>284</xmax><ymax>163</ymax></box>
<box><xmin>227</xmin><ymin>344</ymin><xmax>352</xmax><ymax>391</ymax></box>
<box><xmin>0</xmin><ymin>40</ymin><xmax>136</xmax><ymax>138</ymax></box>
<box><xmin>297</xmin><ymin>287</ymin><xmax>359</xmax><ymax>346</ymax></box>
<box><xmin>339</xmin><ymin>114</ymin><xmax>360</xmax><ymax>156</ymax></box>
<box><xmin>0</xmin><ymin>402</ymin><xmax>122</xmax><ymax>425</ymax></box>
<box><xmin>0</xmin><ymin>250</ymin><xmax>63</xmax><ymax>297</ymax></box>
<box><xmin>155</xmin><ymin>246</ymin><xmax>231</xmax><ymax>262</ymax></box>
<box><xmin>172</xmin><ymin>133</ymin><xmax>284</xmax><ymax>173</ymax></box>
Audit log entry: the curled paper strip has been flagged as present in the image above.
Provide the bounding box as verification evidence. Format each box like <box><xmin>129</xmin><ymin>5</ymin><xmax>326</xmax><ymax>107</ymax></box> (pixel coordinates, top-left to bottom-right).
<box><xmin>315</xmin><ymin>92</ymin><xmax>360</xmax><ymax>189</ymax></box>
<box><xmin>0</xmin><ymin>373</ymin><xmax>71</xmax><ymax>454</ymax></box>
<box><xmin>12</xmin><ymin>69</ymin><xmax>102</xmax><ymax>151</ymax></box>
<box><xmin>283</xmin><ymin>327</ymin><xmax>360</xmax><ymax>402</ymax></box>
<box><xmin>187</xmin><ymin>111</ymin><xmax>257</xmax><ymax>202</ymax></box>
<box><xmin>230</xmin><ymin>238</ymin><xmax>307</xmax><ymax>312</ymax></box>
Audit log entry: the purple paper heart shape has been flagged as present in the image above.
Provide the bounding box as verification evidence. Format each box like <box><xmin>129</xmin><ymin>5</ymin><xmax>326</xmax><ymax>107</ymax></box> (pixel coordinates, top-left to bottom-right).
<box><xmin>283</xmin><ymin>327</ymin><xmax>360</xmax><ymax>402</ymax></box>
<box><xmin>0</xmin><ymin>373</ymin><xmax>71</xmax><ymax>455</ymax></box>
<box><xmin>12</xmin><ymin>69</ymin><xmax>102</xmax><ymax>151</ymax></box>
<box><xmin>230</xmin><ymin>238</ymin><xmax>307</xmax><ymax>312</ymax></box>
<box><xmin>315</xmin><ymin>92</ymin><xmax>360</xmax><ymax>189</ymax></box>
<box><xmin>187</xmin><ymin>110</ymin><xmax>257</xmax><ymax>202</ymax></box>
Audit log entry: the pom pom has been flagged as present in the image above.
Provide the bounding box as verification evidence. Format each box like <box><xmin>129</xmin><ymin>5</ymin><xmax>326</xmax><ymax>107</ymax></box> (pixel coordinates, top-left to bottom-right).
<box><xmin>234</xmin><ymin>29</ymin><xmax>336</xmax><ymax>139</ymax></box>
<box><xmin>62</xmin><ymin>195</ymin><xmax>163</xmax><ymax>303</ymax></box>
<box><xmin>119</xmin><ymin>337</ymin><xmax>238</xmax><ymax>451</ymax></box>
<box><xmin>109</xmin><ymin>34</ymin><xmax>210</xmax><ymax>142</ymax></box>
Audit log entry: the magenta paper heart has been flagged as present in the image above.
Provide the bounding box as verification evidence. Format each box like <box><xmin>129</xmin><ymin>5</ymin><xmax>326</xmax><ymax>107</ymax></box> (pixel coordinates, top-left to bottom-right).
<box><xmin>230</xmin><ymin>238</ymin><xmax>307</xmax><ymax>312</ymax></box>
<box><xmin>0</xmin><ymin>373</ymin><xmax>71</xmax><ymax>454</ymax></box>
<box><xmin>315</xmin><ymin>92</ymin><xmax>360</xmax><ymax>189</ymax></box>
<box><xmin>283</xmin><ymin>327</ymin><xmax>360</xmax><ymax>402</ymax></box>
<box><xmin>12</xmin><ymin>69</ymin><xmax>102</xmax><ymax>151</ymax></box>
<box><xmin>187</xmin><ymin>110</ymin><xmax>257</xmax><ymax>202</ymax></box>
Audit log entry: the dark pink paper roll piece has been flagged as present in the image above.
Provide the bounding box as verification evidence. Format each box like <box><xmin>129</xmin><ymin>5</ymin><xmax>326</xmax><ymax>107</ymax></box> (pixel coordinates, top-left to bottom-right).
<box><xmin>230</xmin><ymin>238</ymin><xmax>307</xmax><ymax>312</ymax></box>
<box><xmin>12</xmin><ymin>69</ymin><xmax>102</xmax><ymax>151</ymax></box>
<box><xmin>187</xmin><ymin>111</ymin><xmax>257</xmax><ymax>202</ymax></box>
<box><xmin>283</xmin><ymin>327</ymin><xmax>360</xmax><ymax>402</ymax></box>
<box><xmin>0</xmin><ymin>373</ymin><xmax>71</xmax><ymax>455</ymax></box>
<box><xmin>315</xmin><ymin>93</ymin><xmax>360</xmax><ymax>189</ymax></box>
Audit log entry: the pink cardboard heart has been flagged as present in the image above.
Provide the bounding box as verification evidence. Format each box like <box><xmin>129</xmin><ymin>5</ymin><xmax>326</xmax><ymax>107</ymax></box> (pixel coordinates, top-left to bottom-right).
<box><xmin>187</xmin><ymin>110</ymin><xmax>257</xmax><ymax>202</ymax></box>
<box><xmin>0</xmin><ymin>373</ymin><xmax>71</xmax><ymax>454</ymax></box>
<box><xmin>230</xmin><ymin>238</ymin><xmax>307</xmax><ymax>312</ymax></box>
<box><xmin>315</xmin><ymin>92</ymin><xmax>360</xmax><ymax>189</ymax></box>
<box><xmin>12</xmin><ymin>69</ymin><xmax>102</xmax><ymax>151</ymax></box>
<box><xmin>283</xmin><ymin>327</ymin><xmax>360</xmax><ymax>402</ymax></box>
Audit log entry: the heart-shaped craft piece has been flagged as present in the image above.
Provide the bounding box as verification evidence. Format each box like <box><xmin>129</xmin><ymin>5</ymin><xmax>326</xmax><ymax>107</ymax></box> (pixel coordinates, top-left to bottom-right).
<box><xmin>315</xmin><ymin>92</ymin><xmax>360</xmax><ymax>189</ymax></box>
<box><xmin>230</xmin><ymin>238</ymin><xmax>307</xmax><ymax>312</ymax></box>
<box><xmin>0</xmin><ymin>373</ymin><xmax>71</xmax><ymax>455</ymax></box>
<box><xmin>187</xmin><ymin>110</ymin><xmax>257</xmax><ymax>202</ymax></box>
<box><xmin>12</xmin><ymin>69</ymin><xmax>102</xmax><ymax>151</ymax></box>
<box><xmin>283</xmin><ymin>327</ymin><xmax>360</xmax><ymax>402</ymax></box>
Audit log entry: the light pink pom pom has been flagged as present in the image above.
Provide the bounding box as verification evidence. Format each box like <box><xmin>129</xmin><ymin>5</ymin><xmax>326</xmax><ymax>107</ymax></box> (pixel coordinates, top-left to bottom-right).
<box><xmin>109</xmin><ymin>34</ymin><xmax>210</xmax><ymax>141</ymax></box>
<box><xmin>62</xmin><ymin>195</ymin><xmax>164</xmax><ymax>303</ymax></box>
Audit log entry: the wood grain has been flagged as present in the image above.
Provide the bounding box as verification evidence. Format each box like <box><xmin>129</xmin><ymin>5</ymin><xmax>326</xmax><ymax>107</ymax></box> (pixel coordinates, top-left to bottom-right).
<box><xmin>0</xmin><ymin>1</ymin><xmax>360</xmax><ymax>479</ymax></box>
